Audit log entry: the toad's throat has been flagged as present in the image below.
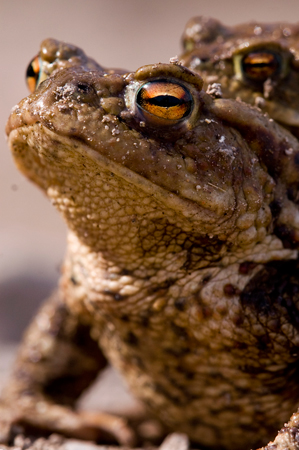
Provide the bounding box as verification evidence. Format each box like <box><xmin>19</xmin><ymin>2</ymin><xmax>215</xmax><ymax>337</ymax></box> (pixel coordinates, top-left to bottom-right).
<box><xmin>8</xmin><ymin>123</ymin><xmax>238</xmax><ymax>232</ymax></box>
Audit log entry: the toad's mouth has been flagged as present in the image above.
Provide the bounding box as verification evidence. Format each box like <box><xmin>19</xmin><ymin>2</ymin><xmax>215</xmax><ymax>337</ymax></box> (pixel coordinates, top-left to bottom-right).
<box><xmin>7</xmin><ymin>123</ymin><xmax>238</xmax><ymax>235</ymax></box>
<box><xmin>264</xmin><ymin>101</ymin><xmax>299</xmax><ymax>130</ymax></box>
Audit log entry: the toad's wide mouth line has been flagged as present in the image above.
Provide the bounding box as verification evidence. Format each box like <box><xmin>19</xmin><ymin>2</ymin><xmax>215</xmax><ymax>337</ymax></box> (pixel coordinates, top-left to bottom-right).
<box><xmin>265</xmin><ymin>101</ymin><xmax>299</xmax><ymax>128</ymax></box>
<box><xmin>8</xmin><ymin>124</ymin><xmax>229</xmax><ymax>230</ymax></box>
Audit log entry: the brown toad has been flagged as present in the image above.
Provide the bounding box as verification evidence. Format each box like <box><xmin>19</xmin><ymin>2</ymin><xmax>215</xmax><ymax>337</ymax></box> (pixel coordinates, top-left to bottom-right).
<box><xmin>180</xmin><ymin>17</ymin><xmax>299</xmax><ymax>139</ymax></box>
<box><xmin>2</xmin><ymin>47</ymin><xmax>299</xmax><ymax>450</ymax></box>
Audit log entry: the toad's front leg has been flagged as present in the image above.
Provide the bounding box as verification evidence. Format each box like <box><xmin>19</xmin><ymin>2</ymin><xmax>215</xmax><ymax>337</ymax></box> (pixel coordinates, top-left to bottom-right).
<box><xmin>0</xmin><ymin>291</ymin><xmax>135</xmax><ymax>446</ymax></box>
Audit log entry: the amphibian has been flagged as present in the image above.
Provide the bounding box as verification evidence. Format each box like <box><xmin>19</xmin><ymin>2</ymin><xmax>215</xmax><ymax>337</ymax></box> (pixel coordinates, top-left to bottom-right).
<box><xmin>2</xmin><ymin>46</ymin><xmax>299</xmax><ymax>450</ymax></box>
<box><xmin>180</xmin><ymin>17</ymin><xmax>299</xmax><ymax>138</ymax></box>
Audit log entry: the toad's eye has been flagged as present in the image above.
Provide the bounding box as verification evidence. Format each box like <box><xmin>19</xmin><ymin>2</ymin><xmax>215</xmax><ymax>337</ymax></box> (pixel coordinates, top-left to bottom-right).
<box><xmin>26</xmin><ymin>55</ymin><xmax>41</xmax><ymax>92</ymax></box>
<box><xmin>136</xmin><ymin>81</ymin><xmax>192</xmax><ymax>120</ymax></box>
<box><xmin>241</xmin><ymin>51</ymin><xmax>281</xmax><ymax>81</ymax></box>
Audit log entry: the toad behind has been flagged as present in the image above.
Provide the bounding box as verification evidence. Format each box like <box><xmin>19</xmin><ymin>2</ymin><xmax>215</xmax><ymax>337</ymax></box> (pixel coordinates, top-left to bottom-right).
<box><xmin>2</xmin><ymin>53</ymin><xmax>299</xmax><ymax>450</ymax></box>
<box><xmin>180</xmin><ymin>17</ymin><xmax>299</xmax><ymax>138</ymax></box>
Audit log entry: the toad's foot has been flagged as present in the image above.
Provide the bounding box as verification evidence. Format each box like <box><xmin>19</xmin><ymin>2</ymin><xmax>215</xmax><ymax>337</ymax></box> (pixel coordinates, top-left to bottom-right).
<box><xmin>0</xmin><ymin>400</ymin><xmax>136</xmax><ymax>446</ymax></box>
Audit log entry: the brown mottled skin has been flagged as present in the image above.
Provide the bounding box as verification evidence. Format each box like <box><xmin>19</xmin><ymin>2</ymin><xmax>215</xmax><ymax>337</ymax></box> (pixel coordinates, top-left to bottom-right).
<box><xmin>180</xmin><ymin>22</ymin><xmax>299</xmax><ymax>448</ymax></box>
<box><xmin>180</xmin><ymin>18</ymin><xmax>299</xmax><ymax>139</ymax></box>
<box><xmin>2</xmin><ymin>40</ymin><xmax>299</xmax><ymax>450</ymax></box>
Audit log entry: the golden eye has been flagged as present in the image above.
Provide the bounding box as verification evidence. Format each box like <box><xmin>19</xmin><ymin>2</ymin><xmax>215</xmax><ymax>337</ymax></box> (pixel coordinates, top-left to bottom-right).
<box><xmin>26</xmin><ymin>55</ymin><xmax>41</xmax><ymax>92</ymax></box>
<box><xmin>241</xmin><ymin>51</ymin><xmax>281</xmax><ymax>81</ymax></box>
<box><xmin>136</xmin><ymin>81</ymin><xmax>192</xmax><ymax>120</ymax></box>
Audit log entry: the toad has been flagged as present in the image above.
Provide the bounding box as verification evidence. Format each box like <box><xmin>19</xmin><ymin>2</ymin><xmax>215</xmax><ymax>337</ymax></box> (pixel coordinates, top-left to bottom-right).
<box><xmin>2</xmin><ymin>51</ymin><xmax>299</xmax><ymax>450</ymax></box>
<box><xmin>180</xmin><ymin>17</ymin><xmax>299</xmax><ymax>138</ymax></box>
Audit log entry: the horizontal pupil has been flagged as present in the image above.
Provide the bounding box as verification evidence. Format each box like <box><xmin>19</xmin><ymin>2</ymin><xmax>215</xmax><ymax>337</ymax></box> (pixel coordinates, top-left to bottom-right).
<box><xmin>246</xmin><ymin>62</ymin><xmax>274</xmax><ymax>68</ymax></box>
<box><xmin>147</xmin><ymin>95</ymin><xmax>182</xmax><ymax>108</ymax></box>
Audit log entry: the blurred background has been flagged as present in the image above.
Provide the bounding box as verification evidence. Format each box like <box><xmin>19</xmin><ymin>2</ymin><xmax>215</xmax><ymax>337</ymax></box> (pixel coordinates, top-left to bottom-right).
<box><xmin>1</xmin><ymin>0</ymin><xmax>299</xmax><ymax>352</ymax></box>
